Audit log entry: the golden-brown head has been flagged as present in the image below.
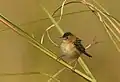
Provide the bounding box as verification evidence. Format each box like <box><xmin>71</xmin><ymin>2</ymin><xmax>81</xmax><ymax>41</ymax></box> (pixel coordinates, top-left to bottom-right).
<box><xmin>60</xmin><ymin>32</ymin><xmax>76</xmax><ymax>42</ymax></box>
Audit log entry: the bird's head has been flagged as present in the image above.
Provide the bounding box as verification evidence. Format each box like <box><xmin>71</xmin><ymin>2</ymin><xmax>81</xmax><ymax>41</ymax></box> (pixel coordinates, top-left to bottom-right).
<box><xmin>60</xmin><ymin>32</ymin><xmax>74</xmax><ymax>41</ymax></box>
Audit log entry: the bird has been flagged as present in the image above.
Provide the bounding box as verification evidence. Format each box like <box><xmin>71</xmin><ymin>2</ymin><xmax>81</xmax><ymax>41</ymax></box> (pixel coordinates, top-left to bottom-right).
<box><xmin>60</xmin><ymin>32</ymin><xmax>92</xmax><ymax>61</ymax></box>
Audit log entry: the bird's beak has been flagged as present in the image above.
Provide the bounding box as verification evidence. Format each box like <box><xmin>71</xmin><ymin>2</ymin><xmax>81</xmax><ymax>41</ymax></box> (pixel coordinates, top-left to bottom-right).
<box><xmin>59</xmin><ymin>36</ymin><xmax>63</xmax><ymax>38</ymax></box>
<box><xmin>59</xmin><ymin>36</ymin><xmax>66</xmax><ymax>40</ymax></box>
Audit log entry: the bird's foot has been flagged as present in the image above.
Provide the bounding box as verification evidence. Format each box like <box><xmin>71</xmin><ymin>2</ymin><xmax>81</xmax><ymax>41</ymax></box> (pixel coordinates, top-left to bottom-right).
<box><xmin>71</xmin><ymin>59</ymin><xmax>78</xmax><ymax>72</ymax></box>
<box><xmin>71</xmin><ymin>67</ymin><xmax>76</xmax><ymax>73</ymax></box>
<box><xmin>57</xmin><ymin>55</ymin><xmax>65</xmax><ymax>61</ymax></box>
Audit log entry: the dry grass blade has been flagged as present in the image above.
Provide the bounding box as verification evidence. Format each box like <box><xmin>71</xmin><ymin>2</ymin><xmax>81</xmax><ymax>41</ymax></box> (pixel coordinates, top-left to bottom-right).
<box><xmin>40</xmin><ymin>24</ymin><xmax>56</xmax><ymax>44</ymax></box>
<box><xmin>40</xmin><ymin>24</ymin><xmax>59</xmax><ymax>46</ymax></box>
<box><xmin>77</xmin><ymin>36</ymin><xmax>100</xmax><ymax>82</ymax></box>
<box><xmin>48</xmin><ymin>59</ymin><xmax>77</xmax><ymax>82</ymax></box>
<box><xmin>48</xmin><ymin>67</ymin><xmax>65</xmax><ymax>82</ymax></box>
<box><xmin>78</xmin><ymin>58</ymin><xmax>96</xmax><ymax>82</ymax></box>
<box><xmin>85</xmin><ymin>36</ymin><xmax>101</xmax><ymax>49</ymax></box>
<box><xmin>0</xmin><ymin>72</ymin><xmax>60</xmax><ymax>82</ymax></box>
<box><xmin>40</xmin><ymin>4</ymin><xmax>94</xmax><ymax>81</ymax></box>
<box><xmin>96</xmin><ymin>10</ymin><xmax>120</xmax><ymax>52</ymax></box>
<box><xmin>32</xmin><ymin>33</ymin><xmax>35</xmax><ymax>38</ymax></box>
<box><xmin>85</xmin><ymin>0</ymin><xmax>120</xmax><ymax>38</ymax></box>
<box><xmin>81</xmin><ymin>0</ymin><xmax>120</xmax><ymax>53</ymax></box>
<box><xmin>60</xmin><ymin>0</ymin><xmax>67</xmax><ymax>20</ymax></box>
<box><xmin>0</xmin><ymin>10</ymin><xmax>90</xmax><ymax>33</ymax></box>
<box><xmin>48</xmin><ymin>37</ymin><xmax>100</xmax><ymax>82</ymax></box>
<box><xmin>40</xmin><ymin>32</ymin><xmax>45</xmax><ymax>44</ymax></box>
<box><xmin>40</xmin><ymin>5</ymin><xmax>64</xmax><ymax>35</ymax></box>
<box><xmin>93</xmin><ymin>7</ymin><xmax>120</xmax><ymax>52</ymax></box>
<box><xmin>92</xmin><ymin>0</ymin><xmax>120</xmax><ymax>27</ymax></box>
<box><xmin>0</xmin><ymin>14</ymin><xmax>92</xmax><ymax>82</ymax></box>
<box><xmin>91</xmin><ymin>0</ymin><xmax>120</xmax><ymax>43</ymax></box>
<box><xmin>40</xmin><ymin>0</ymin><xmax>66</xmax><ymax>47</ymax></box>
<box><xmin>46</xmin><ymin>31</ymin><xmax>59</xmax><ymax>47</ymax></box>
<box><xmin>103</xmin><ymin>22</ymin><xmax>120</xmax><ymax>52</ymax></box>
<box><xmin>51</xmin><ymin>1</ymin><xmax>97</xmax><ymax>81</ymax></box>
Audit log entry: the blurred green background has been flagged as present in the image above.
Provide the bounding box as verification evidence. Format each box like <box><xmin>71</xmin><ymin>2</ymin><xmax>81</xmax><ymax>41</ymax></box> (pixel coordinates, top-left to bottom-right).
<box><xmin>0</xmin><ymin>0</ymin><xmax>120</xmax><ymax>82</ymax></box>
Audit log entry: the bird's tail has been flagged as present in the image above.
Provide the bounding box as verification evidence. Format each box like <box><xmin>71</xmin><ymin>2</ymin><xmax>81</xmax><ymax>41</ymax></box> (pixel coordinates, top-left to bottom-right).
<box><xmin>83</xmin><ymin>51</ymin><xmax>92</xmax><ymax>58</ymax></box>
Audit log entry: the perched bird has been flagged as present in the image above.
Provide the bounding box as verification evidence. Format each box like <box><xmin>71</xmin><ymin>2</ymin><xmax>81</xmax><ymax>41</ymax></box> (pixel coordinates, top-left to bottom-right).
<box><xmin>60</xmin><ymin>32</ymin><xmax>92</xmax><ymax>60</ymax></box>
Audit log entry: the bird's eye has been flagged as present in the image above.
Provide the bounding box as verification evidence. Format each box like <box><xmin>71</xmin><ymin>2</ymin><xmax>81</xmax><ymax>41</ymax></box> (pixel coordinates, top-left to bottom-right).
<box><xmin>65</xmin><ymin>36</ymin><xmax>68</xmax><ymax>39</ymax></box>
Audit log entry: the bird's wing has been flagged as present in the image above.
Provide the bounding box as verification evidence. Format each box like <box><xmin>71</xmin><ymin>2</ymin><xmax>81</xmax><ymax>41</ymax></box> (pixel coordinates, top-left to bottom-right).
<box><xmin>73</xmin><ymin>38</ymin><xmax>85</xmax><ymax>52</ymax></box>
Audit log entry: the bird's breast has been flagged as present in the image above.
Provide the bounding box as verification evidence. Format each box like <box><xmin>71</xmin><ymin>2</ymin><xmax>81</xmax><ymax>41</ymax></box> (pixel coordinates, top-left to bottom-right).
<box><xmin>60</xmin><ymin>42</ymin><xmax>76</xmax><ymax>55</ymax></box>
<box><xmin>60</xmin><ymin>42</ymin><xmax>80</xmax><ymax>59</ymax></box>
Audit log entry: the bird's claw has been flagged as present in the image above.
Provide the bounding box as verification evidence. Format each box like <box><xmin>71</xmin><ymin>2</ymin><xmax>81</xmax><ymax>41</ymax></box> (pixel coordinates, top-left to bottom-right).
<box><xmin>57</xmin><ymin>55</ymin><xmax>65</xmax><ymax>61</ymax></box>
<box><xmin>71</xmin><ymin>67</ymin><xmax>76</xmax><ymax>73</ymax></box>
<box><xmin>56</xmin><ymin>56</ymin><xmax>62</xmax><ymax>61</ymax></box>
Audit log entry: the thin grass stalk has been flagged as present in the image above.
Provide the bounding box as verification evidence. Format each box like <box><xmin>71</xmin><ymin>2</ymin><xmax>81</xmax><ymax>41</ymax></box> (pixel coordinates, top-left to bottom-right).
<box><xmin>51</xmin><ymin>1</ymin><xmax>96</xmax><ymax>81</ymax></box>
<box><xmin>0</xmin><ymin>10</ymin><xmax>90</xmax><ymax>33</ymax></box>
<box><xmin>84</xmin><ymin>1</ymin><xmax>120</xmax><ymax>37</ymax></box>
<box><xmin>0</xmin><ymin>14</ymin><xmax>92</xmax><ymax>82</ymax></box>
<box><xmin>41</xmin><ymin>6</ymin><xmax>64</xmax><ymax>35</ymax></box>
<box><xmin>0</xmin><ymin>72</ymin><xmax>60</xmax><ymax>82</ymax></box>
<box><xmin>84</xmin><ymin>2</ymin><xmax>120</xmax><ymax>52</ymax></box>
<box><xmin>91</xmin><ymin>0</ymin><xmax>120</xmax><ymax>27</ymax></box>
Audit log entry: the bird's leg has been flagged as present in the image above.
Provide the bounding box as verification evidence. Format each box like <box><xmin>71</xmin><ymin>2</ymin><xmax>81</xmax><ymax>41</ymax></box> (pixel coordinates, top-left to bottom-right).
<box><xmin>73</xmin><ymin>59</ymin><xmax>78</xmax><ymax>68</ymax></box>
<box><xmin>57</xmin><ymin>54</ymin><xmax>66</xmax><ymax>61</ymax></box>
<box><xmin>71</xmin><ymin>58</ymin><xmax>78</xmax><ymax>71</ymax></box>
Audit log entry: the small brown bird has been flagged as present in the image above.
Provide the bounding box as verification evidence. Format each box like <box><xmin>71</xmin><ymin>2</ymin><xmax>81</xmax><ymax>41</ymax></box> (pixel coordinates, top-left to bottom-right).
<box><xmin>60</xmin><ymin>32</ymin><xmax>92</xmax><ymax>60</ymax></box>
